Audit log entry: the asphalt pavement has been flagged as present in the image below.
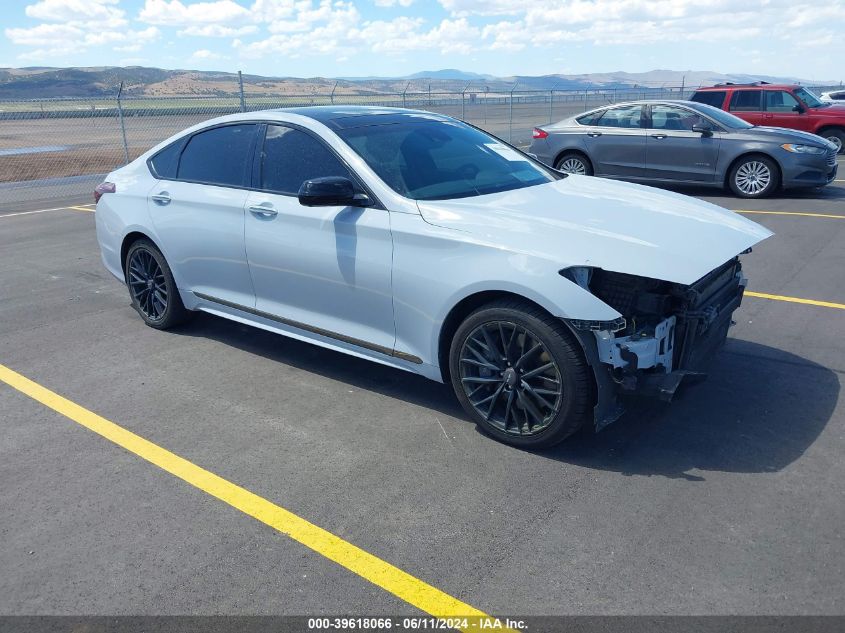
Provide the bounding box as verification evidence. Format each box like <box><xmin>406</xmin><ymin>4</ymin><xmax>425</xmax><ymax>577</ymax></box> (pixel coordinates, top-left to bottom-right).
<box><xmin>1</xmin><ymin>170</ymin><xmax>844</xmax><ymax>620</ymax></box>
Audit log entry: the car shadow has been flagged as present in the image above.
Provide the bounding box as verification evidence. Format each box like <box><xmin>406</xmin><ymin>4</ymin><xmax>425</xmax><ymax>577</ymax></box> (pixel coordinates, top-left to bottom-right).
<box><xmin>539</xmin><ymin>338</ymin><xmax>839</xmax><ymax>479</ymax></box>
<box><xmin>176</xmin><ymin>314</ymin><xmax>838</xmax><ymax>479</ymax></box>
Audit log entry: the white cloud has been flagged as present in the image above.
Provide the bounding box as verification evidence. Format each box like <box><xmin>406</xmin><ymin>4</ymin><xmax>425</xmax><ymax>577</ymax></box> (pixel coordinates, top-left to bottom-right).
<box><xmin>138</xmin><ymin>0</ymin><xmax>252</xmax><ymax>25</ymax></box>
<box><xmin>374</xmin><ymin>0</ymin><xmax>415</xmax><ymax>7</ymax></box>
<box><xmin>25</xmin><ymin>0</ymin><xmax>126</xmax><ymax>27</ymax></box>
<box><xmin>178</xmin><ymin>24</ymin><xmax>258</xmax><ymax>37</ymax></box>
<box><xmin>190</xmin><ymin>48</ymin><xmax>224</xmax><ymax>60</ymax></box>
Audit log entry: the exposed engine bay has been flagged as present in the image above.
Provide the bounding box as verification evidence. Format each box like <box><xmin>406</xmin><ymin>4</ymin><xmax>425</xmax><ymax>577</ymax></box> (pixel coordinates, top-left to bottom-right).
<box><xmin>565</xmin><ymin>257</ymin><xmax>747</xmax><ymax>428</ymax></box>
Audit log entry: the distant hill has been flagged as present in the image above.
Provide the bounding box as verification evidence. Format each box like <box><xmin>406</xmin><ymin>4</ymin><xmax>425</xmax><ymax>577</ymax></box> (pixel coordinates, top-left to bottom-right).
<box><xmin>0</xmin><ymin>66</ymin><xmax>835</xmax><ymax>99</ymax></box>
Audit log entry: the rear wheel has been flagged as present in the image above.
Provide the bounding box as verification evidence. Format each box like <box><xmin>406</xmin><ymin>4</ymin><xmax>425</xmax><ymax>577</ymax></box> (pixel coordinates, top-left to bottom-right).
<box><xmin>124</xmin><ymin>239</ymin><xmax>191</xmax><ymax>329</ymax></box>
<box><xmin>449</xmin><ymin>300</ymin><xmax>593</xmax><ymax>448</ymax></box>
<box><xmin>821</xmin><ymin>128</ymin><xmax>844</xmax><ymax>154</ymax></box>
<box><xmin>555</xmin><ymin>152</ymin><xmax>593</xmax><ymax>176</ymax></box>
<box><xmin>728</xmin><ymin>155</ymin><xmax>779</xmax><ymax>198</ymax></box>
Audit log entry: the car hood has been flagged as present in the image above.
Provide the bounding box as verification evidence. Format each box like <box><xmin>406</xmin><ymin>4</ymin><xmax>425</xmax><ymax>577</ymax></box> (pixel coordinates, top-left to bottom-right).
<box><xmin>742</xmin><ymin>125</ymin><xmax>836</xmax><ymax>148</ymax></box>
<box><xmin>415</xmin><ymin>176</ymin><xmax>772</xmax><ymax>286</ymax></box>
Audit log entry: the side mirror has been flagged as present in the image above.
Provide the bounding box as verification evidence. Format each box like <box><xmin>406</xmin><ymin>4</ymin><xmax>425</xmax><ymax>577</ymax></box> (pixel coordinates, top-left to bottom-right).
<box><xmin>298</xmin><ymin>177</ymin><xmax>369</xmax><ymax>207</ymax></box>
<box><xmin>792</xmin><ymin>104</ymin><xmax>805</xmax><ymax>113</ymax></box>
<box><xmin>692</xmin><ymin>123</ymin><xmax>714</xmax><ymax>137</ymax></box>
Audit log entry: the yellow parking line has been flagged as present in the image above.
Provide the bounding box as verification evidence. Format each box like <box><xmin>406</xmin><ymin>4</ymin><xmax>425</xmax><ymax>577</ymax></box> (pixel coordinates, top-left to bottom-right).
<box><xmin>735</xmin><ymin>210</ymin><xmax>845</xmax><ymax>219</ymax></box>
<box><xmin>67</xmin><ymin>205</ymin><xmax>94</xmax><ymax>213</ymax></box>
<box><xmin>746</xmin><ymin>291</ymin><xmax>845</xmax><ymax>310</ymax></box>
<box><xmin>0</xmin><ymin>362</ymin><xmax>510</xmax><ymax>631</ymax></box>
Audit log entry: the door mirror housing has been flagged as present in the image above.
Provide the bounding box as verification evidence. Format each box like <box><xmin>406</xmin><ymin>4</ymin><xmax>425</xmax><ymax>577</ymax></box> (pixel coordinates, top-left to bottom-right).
<box><xmin>298</xmin><ymin>177</ymin><xmax>370</xmax><ymax>207</ymax></box>
<box><xmin>792</xmin><ymin>104</ymin><xmax>806</xmax><ymax>113</ymax></box>
<box><xmin>691</xmin><ymin>123</ymin><xmax>714</xmax><ymax>137</ymax></box>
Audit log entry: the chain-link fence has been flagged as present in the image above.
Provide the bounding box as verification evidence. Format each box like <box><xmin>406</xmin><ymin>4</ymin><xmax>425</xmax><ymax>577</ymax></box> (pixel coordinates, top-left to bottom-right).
<box><xmin>1</xmin><ymin>81</ymin><xmax>841</xmax><ymax>209</ymax></box>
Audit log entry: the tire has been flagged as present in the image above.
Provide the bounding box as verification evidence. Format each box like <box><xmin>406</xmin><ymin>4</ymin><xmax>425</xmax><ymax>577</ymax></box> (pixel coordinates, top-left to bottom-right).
<box><xmin>124</xmin><ymin>239</ymin><xmax>192</xmax><ymax>329</ymax></box>
<box><xmin>554</xmin><ymin>152</ymin><xmax>594</xmax><ymax>176</ymax></box>
<box><xmin>728</xmin><ymin>155</ymin><xmax>779</xmax><ymax>198</ymax></box>
<box><xmin>449</xmin><ymin>300</ymin><xmax>593</xmax><ymax>449</ymax></box>
<box><xmin>820</xmin><ymin>128</ymin><xmax>844</xmax><ymax>154</ymax></box>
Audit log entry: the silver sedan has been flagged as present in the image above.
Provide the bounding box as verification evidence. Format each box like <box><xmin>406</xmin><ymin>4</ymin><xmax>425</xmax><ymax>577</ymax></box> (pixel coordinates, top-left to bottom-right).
<box><xmin>529</xmin><ymin>100</ymin><xmax>838</xmax><ymax>198</ymax></box>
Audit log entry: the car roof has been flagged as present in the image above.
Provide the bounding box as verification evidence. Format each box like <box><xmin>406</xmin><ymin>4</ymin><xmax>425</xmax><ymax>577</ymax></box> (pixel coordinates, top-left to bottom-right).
<box><xmin>695</xmin><ymin>84</ymin><xmax>799</xmax><ymax>91</ymax></box>
<box><xmin>267</xmin><ymin>105</ymin><xmax>450</xmax><ymax>129</ymax></box>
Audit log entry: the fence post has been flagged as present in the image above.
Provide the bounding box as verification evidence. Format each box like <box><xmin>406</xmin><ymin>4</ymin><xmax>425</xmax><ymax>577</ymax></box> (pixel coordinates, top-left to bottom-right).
<box><xmin>238</xmin><ymin>71</ymin><xmax>246</xmax><ymax>112</ymax></box>
<box><xmin>402</xmin><ymin>82</ymin><xmax>409</xmax><ymax>109</ymax></box>
<box><xmin>330</xmin><ymin>81</ymin><xmax>338</xmax><ymax>104</ymax></box>
<box><xmin>508</xmin><ymin>82</ymin><xmax>518</xmax><ymax>143</ymax></box>
<box><xmin>116</xmin><ymin>82</ymin><xmax>130</xmax><ymax>165</ymax></box>
<box><xmin>484</xmin><ymin>86</ymin><xmax>488</xmax><ymax>124</ymax></box>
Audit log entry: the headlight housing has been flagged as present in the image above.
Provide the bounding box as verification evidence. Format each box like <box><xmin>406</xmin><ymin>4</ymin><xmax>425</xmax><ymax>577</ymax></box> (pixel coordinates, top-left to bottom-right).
<box><xmin>780</xmin><ymin>143</ymin><xmax>826</xmax><ymax>154</ymax></box>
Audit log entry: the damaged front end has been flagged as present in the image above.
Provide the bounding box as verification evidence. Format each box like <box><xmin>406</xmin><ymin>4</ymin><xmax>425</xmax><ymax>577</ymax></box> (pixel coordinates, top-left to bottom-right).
<box><xmin>563</xmin><ymin>257</ymin><xmax>747</xmax><ymax>431</ymax></box>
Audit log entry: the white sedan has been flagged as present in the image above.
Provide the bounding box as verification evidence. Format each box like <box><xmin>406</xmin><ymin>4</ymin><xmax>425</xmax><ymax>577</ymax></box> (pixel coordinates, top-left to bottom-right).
<box><xmin>94</xmin><ymin>106</ymin><xmax>771</xmax><ymax>448</ymax></box>
<box><xmin>820</xmin><ymin>90</ymin><xmax>845</xmax><ymax>103</ymax></box>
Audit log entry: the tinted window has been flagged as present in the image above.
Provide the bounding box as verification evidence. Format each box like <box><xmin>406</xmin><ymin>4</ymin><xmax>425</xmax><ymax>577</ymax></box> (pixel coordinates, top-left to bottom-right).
<box><xmin>729</xmin><ymin>91</ymin><xmax>761</xmax><ymax>112</ymax></box>
<box><xmin>261</xmin><ymin>125</ymin><xmax>352</xmax><ymax>195</ymax></box>
<box><xmin>834</xmin><ymin>94</ymin><xmax>845</xmax><ymax>101</ymax></box>
<box><xmin>596</xmin><ymin>105</ymin><xmax>643</xmax><ymax>128</ymax></box>
<box><xmin>690</xmin><ymin>91</ymin><xmax>726</xmax><ymax>108</ymax></box>
<box><xmin>576</xmin><ymin>111</ymin><xmax>603</xmax><ymax>125</ymax></box>
<box><xmin>794</xmin><ymin>87</ymin><xmax>825</xmax><ymax>108</ymax></box>
<box><xmin>336</xmin><ymin>118</ymin><xmax>556</xmax><ymax>201</ymax></box>
<box><xmin>649</xmin><ymin>105</ymin><xmax>709</xmax><ymax>131</ymax></box>
<box><xmin>148</xmin><ymin>141</ymin><xmax>182</xmax><ymax>179</ymax></box>
<box><xmin>764</xmin><ymin>90</ymin><xmax>799</xmax><ymax>112</ymax></box>
<box><xmin>177</xmin><ymin>124</ymin><xmax>255</xmax><ymax>187</ymax></box>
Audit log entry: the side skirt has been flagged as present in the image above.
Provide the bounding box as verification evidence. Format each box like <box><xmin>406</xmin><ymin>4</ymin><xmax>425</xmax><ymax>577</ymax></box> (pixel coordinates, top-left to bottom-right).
<box><xmin>193</xmin><ymin>291</ymin><xmax>423</xmax><ymax>365</ymax></box>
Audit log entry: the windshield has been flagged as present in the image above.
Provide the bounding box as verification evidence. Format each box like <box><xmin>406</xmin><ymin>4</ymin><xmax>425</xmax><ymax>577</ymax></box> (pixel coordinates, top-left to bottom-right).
<box><xmin>691</xmin><ymin>102</ymin><xmax>754</xmax><ymax>129</ymax></box>
<box><xmin>335</xmin><ymin>118</ymin><xmax>558</xmax><ymax>201</ymax></box>
<box><xmin>794</xmin><ymin>87</ymin><xmax>827</xmax><ymax>108</ymax></box>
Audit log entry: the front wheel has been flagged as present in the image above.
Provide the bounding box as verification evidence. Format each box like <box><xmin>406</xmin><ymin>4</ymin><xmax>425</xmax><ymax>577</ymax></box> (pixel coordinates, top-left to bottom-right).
<box><xmin>449</xmin><ymin>300</ymin><xmax>593</xmax><ymax>448</ymax></box>
<box><xmin>821</xmin><ymin>129</ymin><xmax>844</xmax><ymax>154</ymax></box>
<box><xmin>124</xmin><ymin>239</ymin><xmax>192</xmax><ymax>329</ymax></box>
<box><xmin>728</xmin><ymin>155</ymin><xmax>779</xmax><ymax>198</ymax></box>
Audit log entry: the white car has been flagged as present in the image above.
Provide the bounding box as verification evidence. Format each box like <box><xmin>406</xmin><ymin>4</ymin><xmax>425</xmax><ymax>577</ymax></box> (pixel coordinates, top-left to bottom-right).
<box><xmin>820</xmin><ymin>90</ymin><xmax>845</xmax><ymax>103</ymax></box>
<box><xmin>94</xmin><ymin>106</ymin><xmax>772</xmax><ymax>448</ymax></box>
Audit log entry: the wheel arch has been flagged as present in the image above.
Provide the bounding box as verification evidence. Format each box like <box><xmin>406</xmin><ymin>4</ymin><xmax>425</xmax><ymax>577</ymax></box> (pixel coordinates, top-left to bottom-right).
<box><xmin>436</xmin><ymin>289</ymin><xmax>589</xmax><ymax>383</ymax></box>
<box><xmin>120</xmin><ymin>231</ymin><xmax>162</xmax><ymax>278</ymax></box>
<box><xmin>553</xmin><ymin>148</ymin><xmax>593</xmax><ymax>172</ymax></box>
<box><xmin>724</xmin><ymin>151</ymin><xmax>783</xmax><ymax>189</ymax></box>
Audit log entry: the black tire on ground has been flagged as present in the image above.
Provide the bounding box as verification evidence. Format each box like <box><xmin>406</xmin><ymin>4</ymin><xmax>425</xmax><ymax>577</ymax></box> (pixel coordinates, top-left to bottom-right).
<box><xmin>124</xmin><ymin>239</ymin><xmax>192</xmax><ymax>330</ymax></box>
<box><xmin>821</xmin><ymin>128</ymin><xmax>845</xmax><ymax>154</ymax></box>
<box><xmin>554</xmin><ymin>151</ymin><xmax>594</xmax><ymax>176</ymax></box>
<box><xmin>727</xmin><ymin>154</ymin><xmax>779</xmax><ymax>198</ymax></box>
<box><xmin>448</xmin><ymin>300</ymin><xmax>593</xmax><ymax>449</ymax></box>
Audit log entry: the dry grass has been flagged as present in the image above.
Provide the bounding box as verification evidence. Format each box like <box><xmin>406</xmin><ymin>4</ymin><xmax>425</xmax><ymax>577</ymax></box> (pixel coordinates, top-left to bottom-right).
<box><xmin>0</xmin><ymin>147</ymin><xmax>144</xmax><ymax>183</ymax></box>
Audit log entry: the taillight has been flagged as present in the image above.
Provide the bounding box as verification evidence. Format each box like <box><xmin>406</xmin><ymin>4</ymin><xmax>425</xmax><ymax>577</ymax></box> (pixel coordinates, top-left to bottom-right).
<box><xmin>94</xmin><ymin>181</ymin><xmax>115</xmax><ymax>203</ymax></box>
<box><xmin>532</xmin><ymin>128</ymin><xmax>549</xmax><ymax>139</ymax></box>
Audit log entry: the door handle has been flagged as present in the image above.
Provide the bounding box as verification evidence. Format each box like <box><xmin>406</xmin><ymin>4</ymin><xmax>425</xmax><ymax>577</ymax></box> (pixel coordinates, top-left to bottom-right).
<box><xmin>587</xmin><ymin>131</ymin><xmax>602</xmax><ymax>137</ymax></box>
<box><xmin>151</xmin><ymin>192</ymin><xmax>171</xmax><ymax>205</ymax></box>
<box><xmin>650</xmin><ymin>134</ymin><xmax>667</xmax><ymax>140</ymax></box>
<box><xmin>248</xmin><ymin>203</ymin><xmax>278</xmax><ymax>219</ymax></box>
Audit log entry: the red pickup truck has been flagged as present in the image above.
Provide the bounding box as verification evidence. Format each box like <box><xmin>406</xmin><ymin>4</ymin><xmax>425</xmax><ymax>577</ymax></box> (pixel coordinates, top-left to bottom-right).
<box><xmin>691</xmin><ymin>83</ymin><xmax>845</xmax><ymax>153</ymax></box>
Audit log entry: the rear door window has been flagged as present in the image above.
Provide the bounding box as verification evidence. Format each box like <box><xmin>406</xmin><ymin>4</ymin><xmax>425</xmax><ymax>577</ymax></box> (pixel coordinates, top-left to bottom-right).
<box><xmin>576</xmin><ymin>110</ymin><xmax>604</xmax><ymax>125</ymax></box>
<box><xmin>177</xmin><ymin>124</ymin><xmax>257</xmax><ymax>187</ymax></box>
<box><xmin>690</xmin><ymin>91</ymin><xmax>727</xmax><ymax>108</ymax></box>
<box><xmin>148</xmin><ymin>140</ymin><xmax>183</xmax><ymax>180</ymax></box>
<box><xmin>595</xmin><ymin>105</ymin><xmax>644</xmax><ymax>128</ymax></box>
<box><xmin>729</xmin><ymin>91</ymin><xmax>762</xmax><ymax>112</ymax></box>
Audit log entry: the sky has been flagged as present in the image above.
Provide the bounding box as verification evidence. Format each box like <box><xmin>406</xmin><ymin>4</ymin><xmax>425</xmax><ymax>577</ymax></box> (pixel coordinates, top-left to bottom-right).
<box><xmin>1</xmin><ymin>0</ymin><xmax>843</xmax><ymax>80</ymax></box>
